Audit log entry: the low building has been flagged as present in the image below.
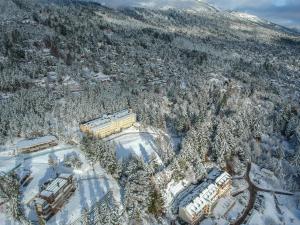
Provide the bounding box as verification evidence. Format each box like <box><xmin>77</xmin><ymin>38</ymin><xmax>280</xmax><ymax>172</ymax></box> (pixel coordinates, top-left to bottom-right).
<box><xmin>178</xmin><ymin>170</ymin><xmax>232</xmax><ymax>225</ymax></box>
<box><xmin>35</xmin><ymin>174</ymin><xmax>76</xmax><ymax>220</ymax></box>
<box><xmin>80</xmin><ymin>109</ymin><xmax>136</xmax><ymax>138</ymax></box>
<box><xmin>16</xmin><ymin>135</ymin><xmax>58</xmax><ymax>154</ymax></box>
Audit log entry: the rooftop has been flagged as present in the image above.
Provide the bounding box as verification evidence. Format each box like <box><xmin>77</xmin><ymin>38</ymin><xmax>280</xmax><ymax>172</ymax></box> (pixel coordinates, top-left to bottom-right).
<box><xmin>180</xmin><ymin>181</ymin><xmax>215</xmax><ymax>205</ymax></box>
<box><xmin>179</xmin><ymin>169</ymin><xmax>231</xmax><ymax>216</ymax></box>
<box><xmin>35</xmin><ymin>197</ymin><xmax>47</xmax><ymax>206</ymax></box>
<box><xmin>207</xmin><ymin>167</ymin><xmax>223</xmax><ymax>180</ymax></box>
<box><xmin>46</xmin><ymin>178</ymin><xmax>67</xmax><ymax>194</ymax></box>
<box><xmin>40</xmin><ymin>174</ymin><xmax>72</xmax><ymax>197</ymax></box>
<box><xmin>16</xmin><ymin>135</ymin><xmax>57</xmax><ymax>150</ymax></box>
<box><xmin>215</xmin><ymin>172</ymin><xmax>231</xmax><ymax>186</ymax></box>
<box><xmin>82</xmin><ymin>109</ymin><xmax>135</xmax><ymax>130</ymax></box>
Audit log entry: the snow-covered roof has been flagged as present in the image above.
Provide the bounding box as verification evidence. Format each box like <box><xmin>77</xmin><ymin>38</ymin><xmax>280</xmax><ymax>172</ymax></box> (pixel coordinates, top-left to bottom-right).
<box><xmin>41</xmin><ymin>190</ymin><xmax>54</xmax><ymax>198</ymax></box>
<box><xmin>180</xmin><ymin>181</ymin><xmax>214</xmax><ymax>207</ymax></box>
<box><xmin>82</xmin><ymin>109</ymin><xmax>135</xmax><ymax>130</ymax></box>
<box><xmin>40</xmin><ymin>174</ymin><xmax>73</xmax><ymax>198</ymax></box>
<box><xmin>35</xmin><ymin>197</ymin><xmax>47</xmax><ymax>206</ymax></box>
<box><xmin>16</xmin><ymin>135</ymin><xmax>57</xmax><ymax>150</ymax></box>
<box><xmin>45</xmin><ymin>177</ymin><xmax>67</xmax><ymax>195</ymax></box>
<box><xmin>215</xmin><ymin>172</ymin><xmax>231</xmax><ymax>186</ymax></box>
<box><xmin>114</xmin><ymin>109</ymin><xmax>133</xmax><ymax>119</ymax></box>
<box><xmin>59</xmin><ymin>173</ymin><xmax>72</xmax><ymax>180</ymax></box>
<box><xmin>181</xmin><ymin>181</ymin><xmax>219</xmax><ymax>216</ymax></box>
<box><xmin>207</xmin><ymin>167</ymin><xmax>222</xmax><ymax>180</ymax></box>
<box><xmin>179</xmin><ymin>169</ymin><xmax>231</xmax><ymax>216</ymax></box>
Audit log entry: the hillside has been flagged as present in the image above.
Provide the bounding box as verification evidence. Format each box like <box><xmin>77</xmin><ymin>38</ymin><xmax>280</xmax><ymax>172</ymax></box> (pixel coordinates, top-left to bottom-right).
<box><xmin>0</xmin><ymin>0</ymin><xmax>299</xmax><ymax>224</ymax></box>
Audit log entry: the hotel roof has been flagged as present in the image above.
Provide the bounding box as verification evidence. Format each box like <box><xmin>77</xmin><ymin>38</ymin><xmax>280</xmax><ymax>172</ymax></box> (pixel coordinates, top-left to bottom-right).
<box><xmin>82</xmin><ymin>109</ymin><xmax>135</xmax><ymax>130</ymax></box>
<box><xmin>179</xmin><ymin>169</ymin><xmax>231</xmax><ymax>216</ymax></box>
<box><xmin>40</xmin><ymin>174</ymin><xmax>72</xmax><ymax>198</ymax></box>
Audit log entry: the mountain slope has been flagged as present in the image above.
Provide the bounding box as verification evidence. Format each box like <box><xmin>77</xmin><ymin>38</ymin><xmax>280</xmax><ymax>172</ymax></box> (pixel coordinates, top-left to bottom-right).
<box><xmin>66</xmin><ymin>0</ymin><xmax>219</xmax><ymax>12</ymax></box>
<box><xmin>0</xmin><ymin>1</ymin><xmax>300</xmax><ymax>224</ymax></box>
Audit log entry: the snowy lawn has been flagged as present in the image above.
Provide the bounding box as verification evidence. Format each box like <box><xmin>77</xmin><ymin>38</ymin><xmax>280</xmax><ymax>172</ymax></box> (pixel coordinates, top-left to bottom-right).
<box><xmin>247</xmin><ymin>192</ymin><xmax>300</xmax><ymax>225</ymax></box>
<box><xmin>250</xmin><ymin>163</ymin><xmax>284</xmax><ymax>191</ymax></box>
<box><xmin>109</xmin><ymin>126</ymin><xmax>163</xmax><ymax>164</ymax></box>
<box><xmin>46</xmin><ymin>171</ymin><xmax>113</xmax><ymax>225</ymax></box>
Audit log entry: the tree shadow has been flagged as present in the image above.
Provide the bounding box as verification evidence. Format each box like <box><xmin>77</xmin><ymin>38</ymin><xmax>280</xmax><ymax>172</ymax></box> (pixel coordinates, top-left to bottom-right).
<box><xmin>77</xmin><ymin>179</ymin><xmax>89</xmax><ymax>225</ymax></box>
<box><xmin>139</xmin><ymin>144</ymin><xmax>150</xmax><ymax>162</ymax></box>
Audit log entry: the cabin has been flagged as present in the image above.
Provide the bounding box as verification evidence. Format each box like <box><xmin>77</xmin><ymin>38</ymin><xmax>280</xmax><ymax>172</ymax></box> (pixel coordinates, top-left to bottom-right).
<box><xmin>80</xmin><ymin>109</ymin><xmax>136</xmax><ymax>138</ymax></box>
<box><xmin>16</xmin><ymin>135</ymin><xmax>58</xmax><ymax>154</ymax></box>
<box><xmin>35</xmin><ymin>173</ymin><xmax>76</xmax><ymax>220</ymax></box>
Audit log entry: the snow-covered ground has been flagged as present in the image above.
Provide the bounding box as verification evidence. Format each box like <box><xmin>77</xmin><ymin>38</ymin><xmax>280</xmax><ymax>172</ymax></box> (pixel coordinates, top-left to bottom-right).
<box><xmin>231</xmin><ymin>12</ymin><xmax>264</xmax><ymax>23</ymax></box>
<box><xmin>164</xmin><ymin>179</ymin><xmax>192</xmax><ymax>208</ymax></box>
<box><xmin>247</xmin><ymin>192</ymin><xmax>300</xmax><ymax>225</ymax></box>
<box><xmin>200</xmin><ymin>217</ymin><xmax>229</xmax><ymax>225</ymax></box>
<box><xmin>250</xmin><ymin>164</ymin><xmax>284</xmax><ymax>191</ymax></box>
<box><xmin>226</xmin><ymin>191</ymin><xmax>248</xmax><ymax>222</ymax></box>
<box><xmin>0</xmin><ymin>144</ymin><xmax>120</xmax><ymax>225</ymax></box>
<box><xmin>231</xmin><ymin>178</ymin><xmax>248</xmax><ymax>194</ymax></box>
<box><xmin>213</xmin><ymin>196</ymin><xmax>236</xmax><ymax>218</ymax></box>
<box><xmin>0</xmin><ymin>125</ymin><xmax>168</xmax><ymax>224</ymax></box>
<box><xmin>0</xmin><ymin>203</ymin><xmax>21</xmax><ymax>225</ymax></box>
<box><xmin>109</xmin><ymin>126</ymin><xmax>163</xmax><ymax>164</ymax></box>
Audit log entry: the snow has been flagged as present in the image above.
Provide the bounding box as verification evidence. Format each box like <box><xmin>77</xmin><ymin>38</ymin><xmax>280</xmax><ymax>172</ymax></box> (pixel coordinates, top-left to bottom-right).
<box><xmin>46</xmin><ymin>172</ymin><xmax>111</xmax><ymax>225</ymax></box>
<box><xmin>164</xmin><ymin>178</ymin><xmax>192</xmax><ymax>209</ymax></box>
<box><xmin>247</xmin><ymin>192</ymin><xmax>300</xmax><ymax>225</ymax></box>
<box><xmin>110</xmin><ymin>126</ymin><xmax>163</xmax><ymax>164</ymax></box>
<box><xmin>200</xmin><ymin>218</ymin><xmax>230</xmax><ymax>225</ymax></box>
<box><xmin>0</xmin><ymin>203</ymin><xmax>22</xmax><ymax>225</ymax></box>
<box><xmin>0</xmin><ymin>92</ymin><xmax>13</xmax><ymax>101</ymax></box>
<box><xmin>0</xmin><ymin>156</ymin><xmax>20</xmax><ymax>173</ymax></box>
<box><xmin>0</xmin><ymin>144</ymin><xmax>121</xmax><ymax>224</ymax></box>
<box><xmin>213</xmin><ymin>196</ymin><xmax>235</xmax><ymax>218</ymax></box>
<box><xmin>84</xmin><ymin>0</ymin><xmax>218</xmax><ymax>12</ymax></box>
<box><xmin>200</xmin><ymin>218</ymin><xmax>215</xmax><ymax>225</ymax></box>
<box><xmin>231</xmin><ymin>178</ymin><xmax>248</xmax><ymax>194</ymax></box>
<box><xmin>225</xmin><ymin>198</ymin><xmax>244</xmax><ymax>221</ymax></box>
<box><xmin>231</xmin><ymin>12</ymin><xmax>263</xmax><ymax>23</ymax></box>
<box><xmin>16</xmin><ymin>135</ymin><xmax>57</xmax><ymax>150</ymax></box>
<box><xmin>250</xmin><ymin>163</ymin><xmax>286</xmax><ymax>191</ymax></box>
<box><xmin>93</xmin><ymin>72</ymin><xmax>111</xmax><ymax>82</ymax></box>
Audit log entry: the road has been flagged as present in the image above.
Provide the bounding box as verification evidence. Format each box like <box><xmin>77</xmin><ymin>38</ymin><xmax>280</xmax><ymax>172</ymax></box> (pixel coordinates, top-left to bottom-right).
<box><xmin>231</xmin><ymin>162</ymin><xmax>294</xmax><ymax>225</ymax></box>
<box><xmin>231</xmin><ymin>163</ymin><xmax>256</xmax><ymax>225</ymax></box>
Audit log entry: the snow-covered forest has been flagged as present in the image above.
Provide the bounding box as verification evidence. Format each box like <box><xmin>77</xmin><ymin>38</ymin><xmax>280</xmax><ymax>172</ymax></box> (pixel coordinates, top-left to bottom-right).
<box><xmin>0</xmin><ymin>0</ymin><xmax>300</xmax><ymax>224</ymax></box>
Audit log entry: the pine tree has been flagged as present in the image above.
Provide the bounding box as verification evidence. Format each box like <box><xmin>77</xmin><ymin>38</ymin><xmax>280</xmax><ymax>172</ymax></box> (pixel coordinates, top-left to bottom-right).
<box><xmin>81</xmin><ymin>137</ymin><xmax>119</xmax><ymax>177</ymax></box>
<box><xmin>148</xmin><ymin>181</ymin><xmax>165</xmax><ymax>217</ymax></box>
<box><xmin>292</xmin><ymin>146</ymin><xmax>300</xmax><ymax>167</ymax></box>
<box><xmin>123</xmin><ymin>156</ymin><xmax>152</xmax><ymax>221</ymax></box>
